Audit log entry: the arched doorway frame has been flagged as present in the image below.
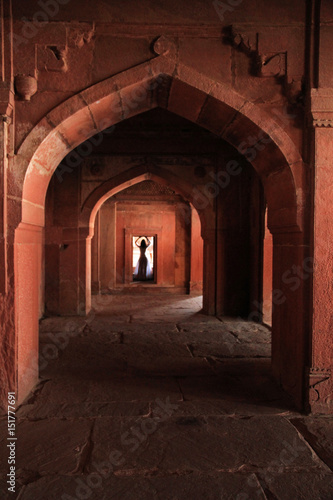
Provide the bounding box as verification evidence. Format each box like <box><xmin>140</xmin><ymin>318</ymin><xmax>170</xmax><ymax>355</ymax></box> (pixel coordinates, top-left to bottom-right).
<box><xmin>77</xmin><ymin>166</ymin><xmax>210</xmax><ymax>311</ymax></box>
<box><xmin>13</xmin><ymin>54</ymin><xmax>306</xmax><ymax>408</ymax></box>
<box><xmin>82</xmin><ymin>168</ymin><xmax>207</xmax><ymax>308</ymax></box>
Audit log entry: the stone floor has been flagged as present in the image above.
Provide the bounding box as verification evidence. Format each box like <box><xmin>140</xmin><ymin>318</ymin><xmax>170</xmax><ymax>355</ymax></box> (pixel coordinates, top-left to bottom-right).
<box><xmin>1</xmin><ymin>293</ymin><xmax>333</xmax><ymax>499</ymax></box>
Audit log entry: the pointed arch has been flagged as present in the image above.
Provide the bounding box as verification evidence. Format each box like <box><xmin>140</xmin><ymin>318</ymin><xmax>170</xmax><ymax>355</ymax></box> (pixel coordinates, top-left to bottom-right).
<box><xmin>16</xmin><ymin>55</ymin><xmax>304</xmax><ymax>232</ymax></box>
<box><xmin>81</xmin><ymin>164</ymin><xmax>210</xmax><ymax>236</ymax></box>
<box><xmin>13</xmin><ymin>55</ymin><xmax>307</xmax><ymax>409</ymax></box>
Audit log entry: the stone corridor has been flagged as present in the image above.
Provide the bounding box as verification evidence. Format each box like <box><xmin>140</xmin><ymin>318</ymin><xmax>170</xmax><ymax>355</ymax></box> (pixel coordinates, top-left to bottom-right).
<box><xmin>1</xmin><ymin>293</ymin><xmax>333</xmax><ymax>499</ymax></box>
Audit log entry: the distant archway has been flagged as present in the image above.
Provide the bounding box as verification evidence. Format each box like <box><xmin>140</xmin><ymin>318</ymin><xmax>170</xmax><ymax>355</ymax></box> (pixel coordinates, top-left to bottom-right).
<box><xmin>83</xmin><ymin>166</ymin><xmax>209</xmax><ymax>233</ymax></box>
<box><xmin>81</xmin><ymin>166</ymin><xmax>208</xmax><ymax>311</ymax></box>
<box><xmin>87</xmin><ymin>175</ymin><xmax>204</xmax><ymax>298</ymax></box>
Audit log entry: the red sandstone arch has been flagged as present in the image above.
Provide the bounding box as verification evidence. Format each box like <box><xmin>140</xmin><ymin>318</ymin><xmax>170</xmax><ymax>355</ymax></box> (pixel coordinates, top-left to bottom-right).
<box><xmin>16</xmin><ymin>55</ymin><xmax>304</xmax><ymax>232</ymax></box>
<box><xmin>14</xmin><ymin>55</ymin><xmax>306</xmax><ymax>408</ymax></box>
<box><xmin>81</xmin><ymin>165</ymin><xmax>210</xmax><ymax>234</ymax></box>
<box><xmin>82</xmin><ymin>168</ymin><xmax>207</xmax><ymax>313</ymax></box>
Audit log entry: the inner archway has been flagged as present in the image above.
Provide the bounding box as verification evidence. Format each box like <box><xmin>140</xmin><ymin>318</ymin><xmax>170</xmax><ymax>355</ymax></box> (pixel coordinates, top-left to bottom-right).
<box><xmin>90</xmin><ymin>180</ymin><xmax>203</xmax><ymax>297</ymax></box>
<box><xmin>14</xmin><ymin>57</ymin><xmax>306</xmax><ymax>411</ymax></box>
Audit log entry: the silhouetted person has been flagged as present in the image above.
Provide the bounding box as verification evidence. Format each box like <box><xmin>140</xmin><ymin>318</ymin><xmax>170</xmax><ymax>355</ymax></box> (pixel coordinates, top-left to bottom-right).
<box><xmin>134</xmin><ymin>237</ymin><xmax>152</xmax><ymax>281</ymax></box>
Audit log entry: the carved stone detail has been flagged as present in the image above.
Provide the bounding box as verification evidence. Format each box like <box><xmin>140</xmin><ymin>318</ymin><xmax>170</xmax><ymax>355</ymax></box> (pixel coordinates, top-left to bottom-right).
<box><xmin>153</xmin><ymin>35</ymin><xmax>177</xmax><ymax>57</ymax></box>
<box><xmin>313</xmin><ymin>119</ymin><xmax>333</xmax><ymax>128</ymax></box>
<box><xmin>67</xmin><ymin>25</ymin><xmax>95</xmax><ymax>48</ymax></box>
<box><xmin>14</xmin><ymin>75</ymin><xmax>37</xmax><ymax>101</ymax></box>
<box><xmin>1</xmin><ymin>115</ymin><xmax>11</xmax><ymax>124</ymax></box>
<box><xmin>223</xmin><ymin>26</ymin><xmax>260</xmax><ymax>75</ymax></box>
<box><xmin>259</xmin><ymin>52</ymin><xmax>286</xmax><ymax>77</ymax></box>
<box><xmin>311</xmin><ymin>88</ymin><xmax>333</xmax><ymax>128</ymax></box>
<box><xmin>224</xmin><ymin>26</ymin><xmax>303</xmax><ymax>105</ymax></box>
<box><xmin>226</xmin><ymin>25</ymin><xmax>288</xmax><ymax>78</ymax></box>
<box><xmin>225</xmin><ymin>25</ymin><xmax>256</xmax><ymax>53</ymax></box>
<box><xmin>38</xmin><ymin>45</ymin><xmax>68</xmax><ymax>73</ymax></box>
<box><xmin>307</xmin><ymin>367</ymin><xmax>331</xmax><ymax>404</ymax></box>
<box><xmin>284</xmin><ymin>78</ymin><xmax>304</xmax><ymax>106</ymax></box>
<box><xmin>308</xmin><ymin>367</ymin><xmax>331</xmax><ymax>384</ymax></box>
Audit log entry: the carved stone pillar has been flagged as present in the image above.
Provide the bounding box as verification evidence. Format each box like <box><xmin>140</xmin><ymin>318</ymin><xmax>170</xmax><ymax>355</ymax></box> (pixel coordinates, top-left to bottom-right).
<box><xmin>0</xmin><ymin>0</ymin><xmax>15</xmax><ymax>408</ymax></box>
<box><xmin>271</xmin><ymin>230</ymin><xmax>307</xmax><ymax>411</ymax></box>
<box><xmin>0</xmin><ymin>0</ymin><xmax>14</xmax><ymax>294</ymax></box>
<box><xmin>0</xmin><ymin>116</ymin><xmax>9</xmax><ymax>294</ymax></box>
<box><xmin>58</xmin><ymin>227</ymin><xmax>90</xmax><ymax>316</ymax></box>
<box><xmin>189</xmin><ymin>206</ymin><xmax>203</xmax><ymax>294</ymax></box>
<box><xmin>308</xmin><ymin>88</ymin><xmax>333</xmax><ymax>413</ymax></box>
<box><xmin>91</xmin><ymin>210</ymin><xmax>101</xmax><ymax>293</ymax></box>
<box><xmin>100</xmin><ymin>200</ymin><xmax>117</xmax><ymax>292</ymax></box>
<box><xmin>202</xmin><ymin>228</ymin><xmax>217</xmax><ymax>315</ymax></box>
<box><xmin>14</xmin><ymin>222</ymin><xmax>43</xmax><ymax>403</ymax></box>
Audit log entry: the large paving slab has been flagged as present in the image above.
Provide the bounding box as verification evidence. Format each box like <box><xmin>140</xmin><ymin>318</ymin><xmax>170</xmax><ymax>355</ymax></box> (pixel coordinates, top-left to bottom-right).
<box><xmin>177</xmin><ymin>374</ymin><xmax>287</xmax><ymax>404</ymax></box>
<box><xmin>122</xmin><ymin>326</ymin><xmax>235</xmax><ymax>344</ymax></box>
<box><xmin>189</xmin><ymin>341</ymin><xmax>271</xmax><ymax>358</ymax></box>
<box><xmin>130</xmin><ymin>313</ymin><xmax>215</xmax><ymax>323</ymax></box>
<box><xmin>0</xmin><ymin>418</ymin><xmax>92</xmax><ymax>479</ymax></box>
<box><xmin>291</xmin><ymin>417</ymin><xmax>333</xmax><ymax>471</ymax></box>
<box><xmin>56</xmin><ymin>342</ymin><xmax>213</xmax><ymax>377</ymax></box>
<box><xmin>207</xmin><ymin>357</ymin><xmax>272</xmax><ymax>375</ymax></box>
<box><xmin>18</xmin><ymin>473</ymin><xmax>267</xmax><ymax>500</ymax></box>
<box><xmin>89</xmin><ymin>415</ymin><xmax>325</xmax><ymax>474</ymax></box>
<box><xmin>153</xmin><ymin>399</ymin><xmax>297</xmax><ymax>417</ymax></box>
<box><xmin>175</xmin><ymin>315</ymin><xmax>223</xmax><ymax>325</ymax></box>
<box><xmin>91</xmin><ymin>294</ymin><xmax>206</xmax><ymax>324</ymax></box>
<box><xmin>258</xmin><ymin>471</ymin><xmax>333</xmax><ymax>500</ymax></box>
<box><xmin>31</xmin><ymin>375</ymin><xmax>183</xmax><ymax>404</ymax></box>
<box><xmin>62</xmin><ymin>342</ymin><xmax>192</xmax><ymax>360</ymax></box>
<box><xmin>16</xmin><ymin>401</ymin><xmax>151</xmax><ymax>420</ymax></box>
<box><xmin>39</xmin><ymin>317</ymin><xmax>87</xmax><ymax>334</ymax></box>
<box><xmin>219</xmin><ymin>319</ymin><xmax>272</xmax><ymax>343</ymax></box>
<box><xmin>86</xmin><ymin>320</ymin><xmax>180</xmax><ymax>336</ymax></box>
<box><xmin>122</xmin><ymin>355</ymin><xmax>213</xmax><ymax>377</ymax></box>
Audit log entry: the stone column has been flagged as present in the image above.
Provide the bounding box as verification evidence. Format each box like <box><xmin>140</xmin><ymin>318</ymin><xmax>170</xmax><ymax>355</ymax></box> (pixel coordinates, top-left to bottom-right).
<box><xmin>215</xmin><ymin>227</ymin><xmax>225</xmax><ymax>317</ymax></box>
<box><xmin>0</xmin><ymin>0</ymin><xmax>16</xmax><ymax>407</ymax></box>
<box><xmin>271</xmin><ymin>231</ymin><xmax>308</xmax><ymax>411</ymax></box>
<box><xmin>189</xmin><ymin>207</ymin><xmax>203</xmax><ymax>294</ymax></box>
<box><xmin>0</xmin><ymin>116</ymin><xmax>9</xmax><ymax>294</ymax></box>
<box><xmin>0</xmin><ymin>0</ymin><xmax>14</xmax><ymax>293</ymax></box>
<box><xmin>215</xmin><ymin>184</ymin><xmax>254</xmax><ymax>318</ymax></box>
<box><xmin>202</xmin><ymin>228</ymin><xmax>217</xmax><ymax>315</ymax></box>
<box><xmin>91</xmin><ymin>210</ymin><xmax>101</xmax><ymax>293</ymax></box>
<box><xmin>307</xmin><ymin>88</ymin><xmax>333</xmax><ymax>413</ymax></box>
<box><xmin>14</xmin><ymin>222</ymin><xmax>43</xmax><ymax>404</ymax></box>
<box><xmin>100</xmin><ymin>200</ymin><xmax>117</xmax><ymax>291</ymax></box>
<box><xmin>262</xmin><ymin>210</ymin><xmax>273</xmax><ymax>326</ymax></box>
<box><xmin>59</xmin><ymin>226</ymin><xmax>90</xmax><ymax>316</ymax></box>
<box><xmin>83</xmin><ymin>228</ymin><xmax>92</xmax><ymax>315</ymax></box>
